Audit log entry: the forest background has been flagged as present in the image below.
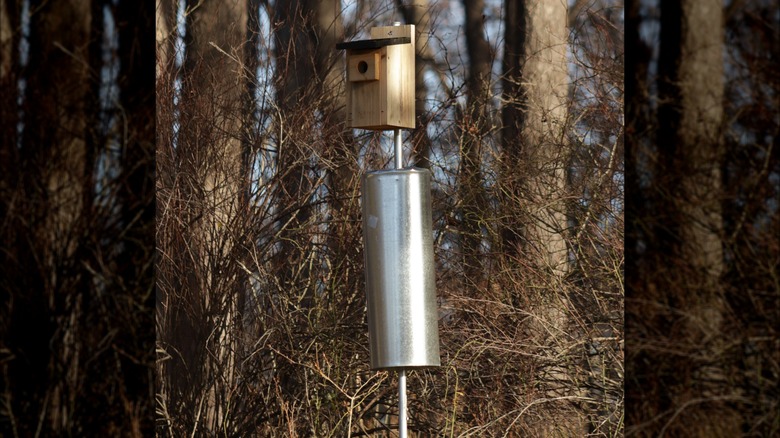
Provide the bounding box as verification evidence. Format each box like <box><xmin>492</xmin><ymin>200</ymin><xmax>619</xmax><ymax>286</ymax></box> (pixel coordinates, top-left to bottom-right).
<box><xmin>0</xmin><ymin>0</ymin><xmax>777</xmax><ymax>436</ymax></box>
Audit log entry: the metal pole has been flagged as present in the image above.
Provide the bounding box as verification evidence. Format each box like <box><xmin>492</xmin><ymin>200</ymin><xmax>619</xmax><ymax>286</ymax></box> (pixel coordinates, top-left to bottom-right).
<box><xmin>399</xmin><ymin>369</ymin><xmax>407</xmax><ymax>438</ymax></box>
<box><xmin>394</xmin><ymin>129</ymin><xmax>403</xmax><ymax>169</ymax></box>
<box><xmin>394</xmin><ymin>26</ymin><xmax>408</xmax><ymax>438</ymax></box>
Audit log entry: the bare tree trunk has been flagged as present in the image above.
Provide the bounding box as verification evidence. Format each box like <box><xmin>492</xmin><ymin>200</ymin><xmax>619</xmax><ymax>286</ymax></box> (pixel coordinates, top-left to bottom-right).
<box><xmin>624</xmin><ymin>0</ymin><xmax>650</xmax><ymax>292</ymax></box>
<box><xmin>164</xmin><ymin>0</ymin><xmax>248</xmax><ymax>432</ymax></box>
<box><xmin>501</xmin><ymin>0</ymin><xmax>570</xmax><ymax>270</ymax></box>
<box><xmin>649</xmin><ymin>0</ymin><xmax>732</xmax><ymax>434</ymax></box>
<box><xmin>309</xmin><ymin>0</ymin><xmax>356</xmax><ymax>274</ymax></box>
<box><xmin>657</xmin><ymin>0</ymin><xmax>726</xmax><ymax>278</ymax></box>
<box><xmin>624</xmin><ymin>0</ymin><xmax>656</xmax><ymax>428</ymax></box>
<box><xmin>501</xmin><ymin>0</ymin><xmax>586</xmax><ymax>433</ymax></box>
<box><xmin>272</xmin><ymin>0</ymin><xmax>315</xmax><ymax>292</ymax></box>
<box><xmin>31</xmin><ymin>1</ymin><xmax>91</xmax><ymax>432</ymax></box>
<box><xmin>1</xmin><ymin>0</ymin><xmax>91</xmax><ymax>433</ymax></box>
<box><xmin>156</xmin><ymin>0</ymin><xmax>176</xmax><ymax>76</ymax></box>
<box><xmin>660</xmin><ymin>0</ymin><xmax>725</xmax><ymax>334</ymax></box>
<box><xmin>460</xmin><ymin>0</ymin><xmax>492</xmax><ymax>288</ymax></box>
<box><xmin>0</xmin><ymin>0</ymin><xmax>13</xmax><ymax>83</ymax></box>
<box><xmin>517</xmin><ymin>0</ymin><xmax>569</xmax><ymax>276</ymax></box>
<box><xmin>0</xmin><ymin>0</ymin><xmax>17</xmax><ymax>169</ymax></box>
<box><xmin>499</xmin><ymin>0</ymin><xmax>525</xmax><ymax>257</ymax></box>
<box><xmin>397</xmin><ymin>0</ymin><xmax>435</xmax><ymax>169</ymax></box>
<box><xmin>115</xmin><ymin>0</ymin><xmax>156</xmax><ymax>433</ymax></box>
<box><xmin>25</xmin><ymin>0</ymin><xmax>91</xmax><ymax>256</ymax></box>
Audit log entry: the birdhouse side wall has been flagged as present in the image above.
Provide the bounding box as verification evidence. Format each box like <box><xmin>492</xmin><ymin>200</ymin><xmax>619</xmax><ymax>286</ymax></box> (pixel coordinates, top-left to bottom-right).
<box><xmin>383</xmin><ymin>41</ymin><xmax>415</xmax><ymax>129</ymax></box>
<box><xmin>372</xmin><ymin>24</ymin><xmax>415</xmax><ymax>130</ymax></box>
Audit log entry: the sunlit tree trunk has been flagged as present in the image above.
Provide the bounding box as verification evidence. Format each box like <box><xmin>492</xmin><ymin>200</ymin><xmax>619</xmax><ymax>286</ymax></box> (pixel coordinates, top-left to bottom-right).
<box><xmin>503</xmin><ymin>0</ymin><xmax>569</xmax><ymax>276</ymax></box>
<box><xmin>502</xmin><ymin>0</ymin><xmax>586</xmax><ymax>433</ymax></box>
<box><xmin>163</xmin><ymin>0</ymin><xmax>247</xmax><ymax>432</ymax></box>
<box><xmin>191</xmin><ymin>0</ymin><xmax>247</xmax><ymax>430</ymax></box>
<box><xmin>155</xmin><ymin>0</ymin><xmax>176</xmax><ymax>76</ymax></box>
<box><xmin>501</xmin><ymin>0</ymin><xmax>570</xmax><ymax>279</ymax></box>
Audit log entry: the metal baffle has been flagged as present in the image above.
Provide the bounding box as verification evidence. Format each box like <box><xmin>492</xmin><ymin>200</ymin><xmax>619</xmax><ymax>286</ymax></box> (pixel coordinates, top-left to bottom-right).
<box><xmin>362</xmin><ymin>168</ymin><xmax>441</xmax><ymax>370</ymax></box>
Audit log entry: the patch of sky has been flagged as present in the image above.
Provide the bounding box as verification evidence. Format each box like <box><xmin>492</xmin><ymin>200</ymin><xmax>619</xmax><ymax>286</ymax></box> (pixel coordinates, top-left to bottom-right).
<box><xmin>610</xmin><ymin>171</ymin><xmax>624</xmax><ymax>216</ymax></box>
<box><xmin>169</xmin><ymin>0</ymin><xmax>188</xmax><ymax>150</ymax></box>
<box><xmin>438</xmin><ymin>0</ymin><xmax>468</xmax><ymax>110</ymax></box>
<box><xmin>342</xmin><ymin>0</ymin><xmax>358</xmax><ymax>29</ymax></box>
<box><xmin>175</xmin><ymin>0</ymin><xmax>187</xmax><ymax>67</ymax></box>
<box><xmin>254</xmin><ymin>3</ymin><xmax>275</xmax><ymax>112</ymax></box>
<box><xmin>630</xmin><ymin>0</ymin><xmax>660</xmax><ymax>108</ymax></box>
<box><xmin>310</xmin><ymin>110</ymin><xmax>330</xmax><ymax>224</ymax></box>
<box><xmin>421</xmin><ymin>69</ymin><xmax>438</xmax><ymax>113</ymax></box>
<box><xmin>15</xmin><ymin>0</ymin><xmax>30</xmax><ymax>147</ymax></box>
<box><xmin>94</xmin><ymin>1</ymin><xmax>123</xmax><ymax>206</ymax></box>
<box><xmin>485</xmin><ymin>0</ymin><xmax>504</xmax><ymax>93</ymax></box>
<box><xmin>249</xmin><ymin>4</ymin><xmax>277</xmax><ymax>210</ymax></box>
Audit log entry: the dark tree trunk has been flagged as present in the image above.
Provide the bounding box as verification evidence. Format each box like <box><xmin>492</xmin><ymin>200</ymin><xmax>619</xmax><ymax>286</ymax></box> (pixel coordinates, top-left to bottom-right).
<box><xmin>2</xmin><ymin>0</ymin><xmax>92</xmax><ymax>433</ymax></box>
<box><xmin>397</xmin><ymin>0</ymin><xmax>435</xmax><ymax>169</ymax></box>
<box><xmin>113</xmin><ymin>0</ymin><xmax>156</xmax><ymax>433</ymax></box>
<box><xmin>499</xmin><ymin>0</ymin><xmax>525</xmax><ymax>254</ymax></box>
<box><xmin>629</xmin><ymin>0</ymin><xmax>732</xmax><ymax>434</ymax></box>
<box><xmin>460</xmin><ymin>0</ymin><xmax>492</xmax><ymax>287</ymax></box>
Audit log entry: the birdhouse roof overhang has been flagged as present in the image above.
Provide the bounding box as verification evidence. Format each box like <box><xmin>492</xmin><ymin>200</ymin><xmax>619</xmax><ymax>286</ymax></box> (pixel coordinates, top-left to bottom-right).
<box><xmin>336</xmin><ymin>37</ymin><xmax>411</xmax><ymax>51</ymax></box>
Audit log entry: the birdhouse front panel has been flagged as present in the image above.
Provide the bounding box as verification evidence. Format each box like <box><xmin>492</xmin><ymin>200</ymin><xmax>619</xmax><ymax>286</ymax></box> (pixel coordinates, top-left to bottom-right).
<box><xmin>343</xmin><ymin>24</ymin><xmax>415</xmax><ymax>130</ymax></box>
<box><xmin>348</xmin><ymin>47</ymin><xmax>385</xmax><ymax>128</ymax></box>
<box><xmin>348</xmin><ymin>52</ymin><xmax>380</xmax><ymax>82</ymax></box>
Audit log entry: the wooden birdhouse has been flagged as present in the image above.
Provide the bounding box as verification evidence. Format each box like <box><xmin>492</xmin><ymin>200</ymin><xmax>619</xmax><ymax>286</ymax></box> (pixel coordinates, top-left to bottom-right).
<box><xmin>337</xmin><ymin>24</ymin><xmax>415</xmax><ymax>130</ymax></box>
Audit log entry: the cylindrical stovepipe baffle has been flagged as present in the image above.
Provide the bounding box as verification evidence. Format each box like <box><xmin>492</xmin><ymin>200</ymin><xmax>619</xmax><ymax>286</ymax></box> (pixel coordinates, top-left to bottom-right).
<box><xmin>362</xmin><ymin>168</ymin><xmax>441</xmax><ymax>369</ymax></box>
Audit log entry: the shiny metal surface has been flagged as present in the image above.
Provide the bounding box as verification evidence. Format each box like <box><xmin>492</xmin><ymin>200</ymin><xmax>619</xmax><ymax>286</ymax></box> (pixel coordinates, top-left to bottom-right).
<box><xmin>362</xmin><ymin>168</ymin><xmax>441</xmax><ymax>369</ymax></box>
